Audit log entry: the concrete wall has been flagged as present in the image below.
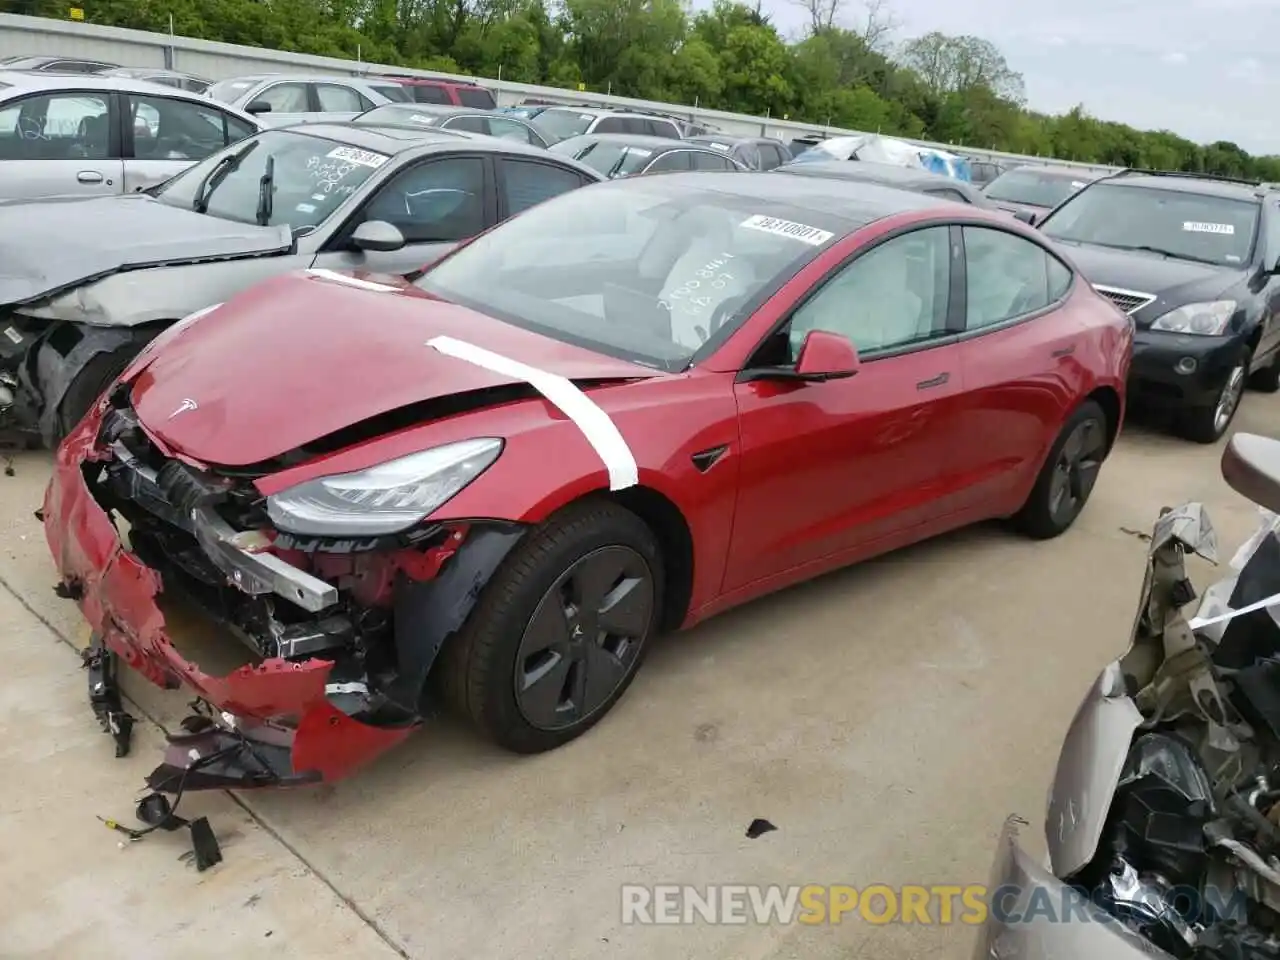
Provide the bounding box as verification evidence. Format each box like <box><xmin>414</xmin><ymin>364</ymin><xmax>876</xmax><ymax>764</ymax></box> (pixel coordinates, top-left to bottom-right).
<box><xmin>0</xmin><ymin>12</ymin><xmax>1122</xmax><ymax>174</ymax></box>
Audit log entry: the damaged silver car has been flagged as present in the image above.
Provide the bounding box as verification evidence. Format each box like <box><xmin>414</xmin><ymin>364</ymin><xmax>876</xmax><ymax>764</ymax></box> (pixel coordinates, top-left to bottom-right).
<box><xmin>975</xmin><ymin>433</ymin><xmax>1280</xmax><ymax>959</ymax></box>
<box><xmin>0</xmin><ymin>120</ymin><xmax>602</xmax><ymax>447</ymax></box>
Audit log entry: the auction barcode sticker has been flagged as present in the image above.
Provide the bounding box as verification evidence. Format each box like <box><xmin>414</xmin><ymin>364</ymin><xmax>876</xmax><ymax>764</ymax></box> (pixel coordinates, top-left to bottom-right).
<box><xmin>326</xmin><ymin>146</ymin><xmax>389</xmax><ymax>169</ymax></box>
<box><xmin>1183</xmin><ymin>221</ymin><xmax>1234</xmax><ymax>235</ymax></box>
<box><xmin>740</xmin><ymin>214</ymin><xmax>834</xmax><ymax>246</ymax></box>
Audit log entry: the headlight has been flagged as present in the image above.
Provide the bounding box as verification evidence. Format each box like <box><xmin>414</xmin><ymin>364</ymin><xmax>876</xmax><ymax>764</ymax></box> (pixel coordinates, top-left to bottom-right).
<box><xmin>266</xmin><ymin>438</ymin><xmax>504</xmax><ymax>536</ymax></box>
<box><xmin>1149</xmin><ymin>300</ymin><xmax>1236</xmax><ymax>336</ymax></box>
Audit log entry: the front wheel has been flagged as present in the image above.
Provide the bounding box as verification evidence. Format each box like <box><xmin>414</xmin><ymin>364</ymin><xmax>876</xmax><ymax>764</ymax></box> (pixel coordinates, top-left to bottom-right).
<box><xmin>54</xmin><ymin>346</ymin><xmax>138</xmax><ymax>443</ymax></box>
<box><xmin>1015</xmin><ymin>399</ymin><xmax>1109</xmax><ymax>540</ymax></box>
<box><xmin>440</xmin><ymin>499</ymin><xmax>663</xmax><ymax>754</ymax></box>
<box><xmin>1178</xmin><ymin>353</ymin><xmax>1248</xmax><ymax>444</ymax></box>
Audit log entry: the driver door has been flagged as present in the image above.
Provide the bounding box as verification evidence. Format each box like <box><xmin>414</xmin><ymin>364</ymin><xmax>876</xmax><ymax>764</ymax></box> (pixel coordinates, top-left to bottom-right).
<box><xmin>311</xmin><ymin>155</ymin><xmax>493</xmax><ymax>276</ymax></box>
<box><xmin>723</xmin><ymin>225</ymin><xmax>968</xmax><ymax>590</ymax></box>
<box><xmin>121</xmin><ymin>93</ymin><xmax>255</xmax><ymax>194</ymax></box>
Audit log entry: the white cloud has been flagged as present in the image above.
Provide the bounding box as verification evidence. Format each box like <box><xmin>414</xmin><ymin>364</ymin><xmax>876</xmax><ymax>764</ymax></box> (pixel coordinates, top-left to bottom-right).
<box><xmin>1229</xmin><ymin>57</ymin><xmax>1265</xmax><ymax>81</ymax></box>
<box><xmin>1161</xmin><ymin>51</ymin><xmax>1188</xmax><ymax>65</ymax></box>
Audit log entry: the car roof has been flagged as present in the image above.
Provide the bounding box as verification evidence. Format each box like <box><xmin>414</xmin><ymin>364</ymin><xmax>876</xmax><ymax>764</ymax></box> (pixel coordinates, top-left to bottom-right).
<box><xmin>539</xmin><ymin>105</ymin><xmax>663</xmax><ymax>119</ymax></box>
<box><xmin>1093</xmin><ymin>172</ymin><xmax>1263</xmax><ymax>201</ymax></box>
<box><xmin>626</xmin><ymin>171</ymin><xmax>978</xmax><ymax>230</ymax></box>
<box><xmin>567</xmin><ymin>133</ymin><xmax>691</xmax><ymax>150</ymax></box>
<box><xmin>362</xmin><ymin>103</ymin><xmax>477</xmax><ymax>119</ymax></box>
<box><xmin>284</xmin><ymin>120</ymin><xmax>595</xmax><ymax>166</ymax></box>
<box><xmin>776</xmin><ymin>159</ymin><xmax>965</xmax><ymax>190</ymax></box>
<box><xmin>103</xmin><ymin>66</ymin><xmax>205</xmax><ymax>80</ymax></box>
<box><xmin>369</xmin><ymin>74</ymin><xmax>486</xmax><ymax>87</ymax></box>
<box><xmin>687</xmin><ymin>135</ymin><xmax>775</xmax><ymax>147</ymax></box>
<box><xmin>0</xmin><ymin>70</ymin><xmax>220</xmax><ymax>98</ymax></box>
<box><xmin>1006</xmin><ymin>164</ymin><xmax>1100</xmax><ymax>180</ymax></box>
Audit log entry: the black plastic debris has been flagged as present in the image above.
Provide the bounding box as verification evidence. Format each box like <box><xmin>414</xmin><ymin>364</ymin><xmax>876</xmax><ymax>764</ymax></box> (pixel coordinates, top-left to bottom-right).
<box><xmin>745</xmin><ymin>818</ymin><xmax>777</xmax><ymax>839</ymax></box>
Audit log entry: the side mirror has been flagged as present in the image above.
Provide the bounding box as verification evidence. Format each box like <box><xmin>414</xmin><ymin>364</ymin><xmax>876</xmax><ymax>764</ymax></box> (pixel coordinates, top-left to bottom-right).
<box><xmin>795</xmin><ymin>330</ymin><xmax>860</xmax><ymax>380</ymax></box>
<box><xmin>742</xmin><ymin>330</ymin><xmax>860</xmax><ymax>384</ymax></box>
<box><xmin>350</xmin><ymin>220</ymin><xmax>406</xmax><ymax>252</ymax></box>
<box><xmin>1013</xmin><ymin>209</ymin><xmax>1038</xmax><ymax>226</ymax></box>
<box><xmin>245</xmin><ymin>100</ymin><xmax>272</xmax><ymax>115</ymax></box>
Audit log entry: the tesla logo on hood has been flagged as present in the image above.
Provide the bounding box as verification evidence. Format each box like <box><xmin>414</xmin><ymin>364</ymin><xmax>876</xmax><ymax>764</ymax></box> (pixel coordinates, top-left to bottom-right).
<box><xmin>169</xmin><ymin>398</ymin><xmax>198</xmax><ymax>420</ymax></box>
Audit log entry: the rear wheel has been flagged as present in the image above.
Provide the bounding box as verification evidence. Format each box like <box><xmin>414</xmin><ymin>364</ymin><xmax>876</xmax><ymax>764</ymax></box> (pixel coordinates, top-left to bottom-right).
<box><xmin>1179</xmin><ymin>353</ymin><xmax>1248</xmax><ymax>444</ymax></box>
<box><xmin>440</xmin><ymin>499</ymin><xmax>663</xmax><ymax>754</ymax></box>
<box><xmin>54</xmin><ymin>346</ymin><xmax>137</xmax><ymax>442</ymax></box>
<box><xmin>1015</xmin><ymin>400</ymin><xmax>1108</xmax><ymax>540</ymax></box>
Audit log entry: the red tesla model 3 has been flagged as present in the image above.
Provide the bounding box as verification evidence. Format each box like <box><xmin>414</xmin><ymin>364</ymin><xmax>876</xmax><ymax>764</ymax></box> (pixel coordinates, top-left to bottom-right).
<box><xmin>44</xmin><ymin>172</ymin><xmax>1132</xmax><ymax>792</ymax></box>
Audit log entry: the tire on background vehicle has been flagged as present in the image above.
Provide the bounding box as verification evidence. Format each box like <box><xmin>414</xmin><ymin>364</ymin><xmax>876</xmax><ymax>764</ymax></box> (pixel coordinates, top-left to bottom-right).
<box><xmin>1178</xmin><ymin>349</ymin><xmax>1250</xmax><ymax>444</ymax></box>
<box><xmin>439</xmin><ymin>498</ymin><xmax>664</xmax><ymax>754</ymax></box>
<box><xmin>1015</xmin><ymin>399</ymin><xmax>1109</xmax><ymax>540</ymax></box>
<box><xmin>1249</xmin><ymin>349</ymin><xmax>1280</xmax><ymax>394</ymax></box>
<box><xmin>54</xmin><ymin>346</ymin><xmax>138</xmax><ymax>443</ymax></box>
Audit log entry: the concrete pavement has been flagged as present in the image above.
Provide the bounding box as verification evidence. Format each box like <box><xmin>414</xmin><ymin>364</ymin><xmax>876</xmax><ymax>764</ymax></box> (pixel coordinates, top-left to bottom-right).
<box><xmin>1</xmin><ymin>397</ymin><xmax>1276</xmax><ymax>960</ymax></box>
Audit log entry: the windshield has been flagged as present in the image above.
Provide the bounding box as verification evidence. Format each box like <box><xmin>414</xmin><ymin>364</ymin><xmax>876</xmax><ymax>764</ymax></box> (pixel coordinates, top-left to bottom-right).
<box><xmin>206</xmin><ymin>78</ymin><xmax>259</xmax><ymax>104</ymax></box>
<box><xmin>1041</xmin><ymin>182</ymin><xmax>1259</xmax><ymax>266</ymax></box>
<box><xmin>536</xmin><ymin>109</ymin><xmax>596</xmax><ymax>140</ymax></box>
<box><xmin>559</xmin><ymin>140</ymin><xmax>654</xmax><ymax>178</ymax></box>
<box><xmin>414</xmin><ymin>181</ymin><xmax>844</xmax><ymax>370</ymax></box>
<box><xmin>985</xmin><ymin>169</ymin><xmax>1089</xmax><ymax>208</ymax></box>
<box><xmin>154</xmin><ymin>128</ymin><xmax>388</xmax><ymax>230</ymax></box>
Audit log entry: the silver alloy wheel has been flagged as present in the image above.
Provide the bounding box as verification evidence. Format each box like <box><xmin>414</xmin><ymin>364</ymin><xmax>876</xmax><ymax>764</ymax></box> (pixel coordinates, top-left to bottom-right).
<box><xmin>1214</xmin><ymin>360</ymin><xmax>1248</xmax><ymax>434</ymax></box>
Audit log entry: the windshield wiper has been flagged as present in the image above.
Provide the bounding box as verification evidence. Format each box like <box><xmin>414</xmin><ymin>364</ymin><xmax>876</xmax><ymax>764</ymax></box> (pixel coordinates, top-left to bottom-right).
<box><xmin>255</xmin><ymin>155</ymin><xmax>275</xmax><ymax>226</ymax></box>
<box><xmin>193</xmin><ymin>140</ymin><xmax>257</xmax><ymax>214</ymax></box>
<box><xmin>1110</xmin><ymin>243</ymin><xmax>1224</xmax><ymax>266</ymax></box>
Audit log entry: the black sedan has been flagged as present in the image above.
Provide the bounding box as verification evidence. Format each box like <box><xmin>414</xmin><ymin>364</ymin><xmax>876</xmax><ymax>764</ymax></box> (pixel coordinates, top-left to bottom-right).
<box><xmin>549</xmin><ymin>133</ymin><xmax>747</xmax><ymax>178</ymax></box>
<box><xmin>354</xmin><ymin>103</ymin><xmax>554</xmax><ymax>149</ymax></box>
<box><xmin>772</xmin><ymin>159</ymin><xmax>1001</xmax><ymax>210</ymax></box>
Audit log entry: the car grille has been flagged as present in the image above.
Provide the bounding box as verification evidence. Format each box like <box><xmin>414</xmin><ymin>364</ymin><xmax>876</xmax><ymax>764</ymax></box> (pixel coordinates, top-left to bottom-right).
<box><xmin>1093</xmin><ymin>284</ymin><xmax>1156</xmax><ymax>315</ymax></box>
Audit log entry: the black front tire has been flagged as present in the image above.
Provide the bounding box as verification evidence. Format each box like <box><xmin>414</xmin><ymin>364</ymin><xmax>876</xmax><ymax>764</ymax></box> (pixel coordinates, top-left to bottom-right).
<box><xmin>1178</xmin><ymin>351</ymin><xmax>1249</xmax><ymax>444</ymax></box>
<box><xmin>1015</xmin><ymin>399</ymin><xmax>1108</xmax><ymax>540</ymax></box>
<box><xmin>54</xmin><ymin>347</ymin><xmax>137</xmax><ymax>443</ymax></box>
<box><xmin>440</xmin><ymin>499</ymin><xmax>664</xmax><ymax>754</ymax></box>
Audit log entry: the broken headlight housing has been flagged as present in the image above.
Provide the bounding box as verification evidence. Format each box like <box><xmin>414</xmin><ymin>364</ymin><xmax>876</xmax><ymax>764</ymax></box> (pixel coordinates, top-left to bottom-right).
<box><xmin>266</xmin><ymin>437</ymin><xmax>504</xmax><ymax>536</ymax></box>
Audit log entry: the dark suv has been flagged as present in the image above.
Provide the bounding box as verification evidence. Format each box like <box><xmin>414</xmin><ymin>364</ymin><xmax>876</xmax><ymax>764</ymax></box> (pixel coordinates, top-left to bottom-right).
<box><xmin>1038</xmin><ymin>170</ymin><xmax>1280</xmax><ymax>442</ymax></box>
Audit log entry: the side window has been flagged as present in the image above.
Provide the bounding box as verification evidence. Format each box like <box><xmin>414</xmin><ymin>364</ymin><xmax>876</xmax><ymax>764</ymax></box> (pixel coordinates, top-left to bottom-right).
<box><xmin>257</xmin><ymin>82</ymin><xmax>310</xmax><ymax>113</ymax></box>
<box><xmin>315</xmin><ymin>84</ymin><xmax>372</xmax><ymax>112</ymax></box>
<box><xmin>128</xmin><ymin>95</ymin><xmax>232</xmax><ymax>160</ymax></box>
<box><xmin>487</xmin><ymin>117</ymin><xmax>536</xmax><ymax>144</ymax></box>
<box><xmin>736</xmin><ymin>144</ymin><xmax>761</xmax><ymax>170</ymax></box>
<box><xmin>756</xmin><ymin>144</ymin><xmax>780</xmax><ymax>170</ymax></box>
<box><xmin>650</xmin><ymin>120</ymin><xmax>680</xmax><ymax>139</ymax></box>
<box><xmin>499</xmin><ymin>159</ymin><xmax>584</xmax><ymax>216</ymax></box>
<box><xmin>0</xmin><ymin>92</ymin><xmax>112</xmax><ymax>161</ymax></box>
<box><xmin>620</xmin><ymin>117</ymin><xmax>650</xmax><ymax>135</ymax></box>
<box><xmin>184</xmin><ymin>79</ymin><xmax>210</xmax><ymax>94</ymax></box>
<box><xmin>360</xmin><ymin>156</ymin><xmax>486</xmax><ymax>244</ymax></box>
<box><xmin>456</xmin><ymin>87</ymin><xmax>496</xmax><ymax>109</ymax></box>
<box><xmin>788</xmin><ymin>226</ymin><xmax>952</xmax><ymax>356</ymax></box>
<box><xmin>1264</xmin><ymin>203</ymin><xmax>1280</xmax><ymax>267</ymax></box>
<box><xmin>690</xmin><ymin>151</ymin><xmax>737</xmax><ymax>171</ymax></box>
<box><xmin>645</xmin><ymin>151</ymin><xmax>691</xmax><ymax>174</ymax></box>
<box><xmin>593</xmin><ymin>116</ymin><xmax>627</xmax><ymax>134</ymax></box>
<box><xmin>225</xmin><ymin>114</ymin><xmax>256</xmax><ymax>145</ymax></box>
<box><xmin>963</xmin><ymin>226</ymin><xmax>1064</xmax><ymax>329</ymax></box>
<box><xmin>411</xmin><ymin>85</ymin><xmax>451</xmax><ymax>105</ymax></box>
<box><xmin>443</xmin><ymin>115</ymin><xmax>488</xmax><ymax>135</ymax></box>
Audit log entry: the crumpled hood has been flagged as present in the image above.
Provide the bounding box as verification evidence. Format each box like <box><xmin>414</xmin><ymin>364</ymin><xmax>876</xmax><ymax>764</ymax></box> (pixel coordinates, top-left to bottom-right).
<box><xmin>0</xmin><ymin>194</ymin><xmax>293</xmax><ymax>307</ymax></box>
<box><xmin>129</xmin><ymin>271</ymin><xmax>659</xmax><ymax>466</ymax></box>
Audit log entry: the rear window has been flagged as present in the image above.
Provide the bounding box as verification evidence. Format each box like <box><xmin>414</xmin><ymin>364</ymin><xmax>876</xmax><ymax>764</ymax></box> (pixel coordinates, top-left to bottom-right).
<box><xmin>985</xmin><ymin>169</ymin><xmax>1090</xmax><ymax>209</ymax></box>
<box><xmin>409</xmin><ymin>84</ymin><xmax>451</xmax><ymax>105</ymax></box>
<box><xmin>370</xmin><ymin>83</ymin><xmax>412</xmax><ymax>103</ymax></box>
<box><xmin>571</xmin><ymin>141</ymin><xmax>656</xmax><ymax>178</ymax></box>
<box><xmin>207</xmin><ymin>78</ymin><xmax>260</xmax><ymax>104</ymax></box>
<box><xmin>536</xmin><ymin>109</ymin><xmax>596</xmax><ymax>140</ymax></box>
<box><xmin>455</xmin><ymin>86</ymin><xmax>496</xmax><ymax>109</ymax></box>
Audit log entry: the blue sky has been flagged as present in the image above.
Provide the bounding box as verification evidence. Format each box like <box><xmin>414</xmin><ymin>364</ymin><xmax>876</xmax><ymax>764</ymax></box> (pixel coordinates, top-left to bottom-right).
<box><xmin>753</xmin><ymin>0</ymin><xmax>1280</xmax><ymax>154</ymax></box>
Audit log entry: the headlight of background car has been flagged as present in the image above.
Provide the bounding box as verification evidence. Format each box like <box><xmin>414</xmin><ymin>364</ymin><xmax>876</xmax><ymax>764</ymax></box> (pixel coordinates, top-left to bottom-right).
<box><xmin>1148</xmin><ymin>300</ymin><xmax>1237</xmax><ymax>336</ymax></box>
<box><xmin>266</xmin><ymin>438</ymin><xmax>504</xmax><ymax>536</ymax></box>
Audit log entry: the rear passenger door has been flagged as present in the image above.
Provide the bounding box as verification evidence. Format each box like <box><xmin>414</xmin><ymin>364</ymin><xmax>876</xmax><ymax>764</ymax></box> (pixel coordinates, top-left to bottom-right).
<box><xmin>312</xmin><ymin>154</ymin><xmax>493</xmax><ymax>275</ymax></box>
<box><xmin>0</xmin><ymin>89</ymin><xmax>123</xmax><ymax>200</ymax></box>
<box><xmin>953</xmin><ymin>224</ymin><xmax>1081</xmax><ymax>511</ymax></box>
<box><xmin>122</xmin><ymin>93</ymin><xmax>255</xmax><ymax>193</ymax></box>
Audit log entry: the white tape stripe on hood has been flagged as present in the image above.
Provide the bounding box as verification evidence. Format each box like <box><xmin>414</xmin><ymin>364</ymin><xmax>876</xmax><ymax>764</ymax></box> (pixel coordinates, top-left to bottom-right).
<box><xmin>306</xmin><ymin>268</ymin><xmax>400</xmax><ymax>293</ymax></box>
<box><xmin>1188</xmin><ymin>590</ymin><xmax>1280</xmax><ymax>631</ymax></box>
<box><xmin>426</xmin><ymin>335</ymin><xmax>638</xmax><ymax>490</ymax></box>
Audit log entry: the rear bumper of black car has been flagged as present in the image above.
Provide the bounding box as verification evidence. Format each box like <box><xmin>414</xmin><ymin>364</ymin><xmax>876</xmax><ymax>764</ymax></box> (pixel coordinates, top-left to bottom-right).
<box><xmin>1126</xmin><ymin>330</ymin><xmax>1245</xmax><ymax>410</ymax></box>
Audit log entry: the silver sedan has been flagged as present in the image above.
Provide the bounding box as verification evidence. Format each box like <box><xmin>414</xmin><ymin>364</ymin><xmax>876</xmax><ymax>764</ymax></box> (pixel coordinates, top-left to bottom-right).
<box><xmin>0</xmin><ymin>70</ymin><xmax>261</xmax><ymax>201</ymax></box>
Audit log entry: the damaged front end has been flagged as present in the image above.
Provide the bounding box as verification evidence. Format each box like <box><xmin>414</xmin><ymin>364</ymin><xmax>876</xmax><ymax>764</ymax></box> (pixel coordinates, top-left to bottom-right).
<box><xmin>43</xmin><ymin>383</ymin><xmax>525</xmax><ymax>791</ymax></box>
<box><xmin>978</xmin><ymin>434</ymin><xmax>1280</xmax><ymax>959</ymax></box>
